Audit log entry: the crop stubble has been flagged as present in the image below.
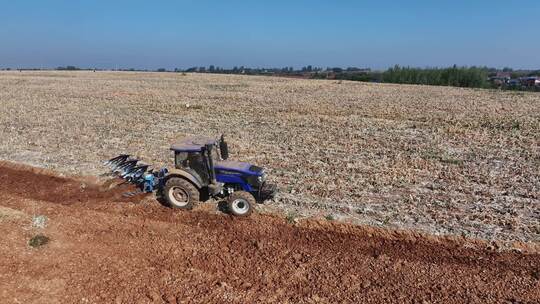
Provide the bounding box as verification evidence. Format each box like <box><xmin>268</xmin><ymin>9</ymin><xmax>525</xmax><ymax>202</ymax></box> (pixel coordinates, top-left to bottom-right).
<box><xmin>0</xmin><ymin>71</ymin><xmax>538</xmax><ymax>243</ymax></box>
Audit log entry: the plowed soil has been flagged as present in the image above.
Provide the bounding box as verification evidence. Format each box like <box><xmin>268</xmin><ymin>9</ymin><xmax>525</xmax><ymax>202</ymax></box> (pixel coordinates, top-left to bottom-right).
<box><xmin>1</xmin><ymin>162</ymin><xmax>539</xmax><ymax>303</ymax></box>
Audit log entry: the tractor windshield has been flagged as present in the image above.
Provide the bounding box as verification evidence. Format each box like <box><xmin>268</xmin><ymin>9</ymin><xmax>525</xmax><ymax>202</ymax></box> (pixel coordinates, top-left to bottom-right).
<box><xmin>175</xmin><ymin>151</ymin><xmax>210</xmax><ymax>183</ymax></box>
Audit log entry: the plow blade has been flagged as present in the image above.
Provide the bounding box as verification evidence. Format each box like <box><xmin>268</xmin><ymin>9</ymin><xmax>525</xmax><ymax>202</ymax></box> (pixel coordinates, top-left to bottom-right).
<box><xmin>115</xmin><ymin>160</ymin><xmax>139</xmax><ymax>174</ymax></box>
<box><xmin>122</xmin><ymin>165</ymin><xmax>149</xmax><ymax>180</ymax></box>
<box><xmin>104</xmin><ymin>154</ymin><xmax>130</xmax><ymax>167</ymax></box>
<box><xmin>104</xmin><ymin>155</ymin><xmax>151</xmax><ymax>186</ymax></box>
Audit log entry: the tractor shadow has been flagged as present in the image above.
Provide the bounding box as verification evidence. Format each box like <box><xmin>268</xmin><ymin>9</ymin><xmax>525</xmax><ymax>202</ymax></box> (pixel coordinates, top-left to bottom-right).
<box><xmin>217</xmin><ymin>201</ymin><xmax>230</xmax><ymax>214</ymax></box>
<box><xmin>155</xmin><ymin>191</ymin><xmax>233</xmax><ymax>215</ymax></box>
<box><xmin>154</xmin><ymin>192</ymin><xmax>169</xmax><ymax>207</ymax></box>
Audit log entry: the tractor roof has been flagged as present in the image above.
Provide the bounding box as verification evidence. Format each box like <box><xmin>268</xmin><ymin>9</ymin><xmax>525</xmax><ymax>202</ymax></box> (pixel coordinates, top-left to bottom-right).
<box><xmin>170</xmin><ymin>136</ymin><xmax>217</xmax><ymax>152</ymax></box>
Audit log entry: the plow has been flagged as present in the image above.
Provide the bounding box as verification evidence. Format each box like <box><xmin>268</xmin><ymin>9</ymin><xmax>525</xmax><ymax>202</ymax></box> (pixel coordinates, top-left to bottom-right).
<box><xmin>105</xmin><ymin>154</ymin><xmax>166</xmax><ymax>195</ymax></box>
<box><xmin>104</xmin><ymin>135</ymin><xmax>277</xmax><ymax>216</ymax></box>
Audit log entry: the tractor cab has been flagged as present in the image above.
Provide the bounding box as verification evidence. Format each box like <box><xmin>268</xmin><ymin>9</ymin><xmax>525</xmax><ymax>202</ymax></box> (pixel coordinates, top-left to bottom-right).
<box><xmin>170</xmin><ymin>136</ymin><xmax>220</xmax><ymax>186</ymax></box>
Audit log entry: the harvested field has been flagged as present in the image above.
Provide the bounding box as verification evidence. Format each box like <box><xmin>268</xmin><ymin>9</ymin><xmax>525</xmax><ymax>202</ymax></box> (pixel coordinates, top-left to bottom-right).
<box><xmin>1</xmin><ymin>162</ymin><xmax>539</xmax><ymax>303</ymax></box>
<box><xmin>0</xmin><ymin>71</ymin><xmax>539</xmax><ymax>244</ymax></box>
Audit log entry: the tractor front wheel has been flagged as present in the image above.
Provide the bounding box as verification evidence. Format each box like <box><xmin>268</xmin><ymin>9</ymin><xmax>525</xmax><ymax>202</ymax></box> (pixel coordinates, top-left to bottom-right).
<box><xmin>163</xmin><ymin>177</ymin><xmax>199</xmax><ymax>210</ymax></box>
<box><xmin>227</xmin><ymin>191</ymin><xmax>255</xmax><ymax>217</ymax></box>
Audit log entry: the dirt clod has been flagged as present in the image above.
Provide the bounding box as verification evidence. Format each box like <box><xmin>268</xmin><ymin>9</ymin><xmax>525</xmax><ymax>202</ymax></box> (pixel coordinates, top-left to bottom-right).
<box><xmin>28</xmin><ymin>234</ymin><xmax>49</xmax><ymax>248</ymax></box>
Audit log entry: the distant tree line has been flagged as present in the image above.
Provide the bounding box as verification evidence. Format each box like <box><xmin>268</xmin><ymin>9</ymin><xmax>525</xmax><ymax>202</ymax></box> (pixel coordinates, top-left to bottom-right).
<box><xmin>56</xmin><ymin>66</ymin><xmax>81</xmax><ymax>71</ymax></box>
<box><xmin>3</xmin><ymin>64</ymin><xmax>538</xmax><ymax>91</ymax></box>
<box><xmin>381</xmin><ymin>65</ymin><xmax>490</xmax><ymax>88</ymax></box>
<box><xmin>172</xmin><ymin>65</ymin><xmax>499</xmax><ymax>89</ymax></box>
<box><xmin>177</xmin><ymin>65</ymin><xmax>330</xmax><ymax>75</ymax></box>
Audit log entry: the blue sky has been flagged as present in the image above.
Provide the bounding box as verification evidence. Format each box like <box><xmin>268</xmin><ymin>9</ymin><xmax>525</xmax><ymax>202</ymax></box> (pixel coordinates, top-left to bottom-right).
<box><xmin>1</xmin><ymin>1</ymin><xmax>539</xmax><ymax>70</ymax></box>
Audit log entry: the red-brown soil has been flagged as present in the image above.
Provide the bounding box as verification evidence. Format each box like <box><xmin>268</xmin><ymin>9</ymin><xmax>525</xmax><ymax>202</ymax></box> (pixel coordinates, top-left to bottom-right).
<box><xmin>0</xmin><ymin>161</ymin><xmax>539</xmax><ymax>303</ymax></box>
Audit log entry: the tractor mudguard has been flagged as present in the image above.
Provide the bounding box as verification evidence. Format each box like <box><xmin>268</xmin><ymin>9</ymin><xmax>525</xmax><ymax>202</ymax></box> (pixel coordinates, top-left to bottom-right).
<box><xmin>165</xmin><ymin>168</ymin><xmax>205</xmax><ymax>189</ymax></box>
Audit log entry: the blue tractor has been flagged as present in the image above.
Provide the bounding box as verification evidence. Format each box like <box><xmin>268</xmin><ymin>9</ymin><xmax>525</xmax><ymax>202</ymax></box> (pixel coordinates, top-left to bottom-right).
<box><xmin>105</xmin><ymin>135</ymin><xmax>277</xmax><ymax>216</ymax></box>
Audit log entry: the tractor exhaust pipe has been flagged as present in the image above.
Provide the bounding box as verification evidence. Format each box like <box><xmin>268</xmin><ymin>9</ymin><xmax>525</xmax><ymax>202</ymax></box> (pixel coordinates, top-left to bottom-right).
<box><xmin>204</xmin><ymin>144</ymin><xmax>217</xmax><ymax>185</ymax></box>
<box><xmin>219</xmin><ymin>134</ymin><xmax>229</xmax><ymax>160</ymax></box>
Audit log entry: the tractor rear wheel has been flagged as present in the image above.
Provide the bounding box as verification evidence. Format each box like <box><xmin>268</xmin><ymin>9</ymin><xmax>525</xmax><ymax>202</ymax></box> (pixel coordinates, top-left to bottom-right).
<box><xmin>227</xmin><ymin>191</ymin><xmax>255</xmax><ymax>217</ymax></box>
<box><xmin>164</xmin><ymin>177</ymin><xmax>199</xmax><ymax>210</ymax></box>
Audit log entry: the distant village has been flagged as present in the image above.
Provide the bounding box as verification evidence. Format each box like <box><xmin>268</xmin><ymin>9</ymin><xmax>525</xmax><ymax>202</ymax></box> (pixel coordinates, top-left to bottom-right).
<box><xmin>489</xmin><ymin>71</ymin><xmax>540</xmax><ymax>90</ymax></box>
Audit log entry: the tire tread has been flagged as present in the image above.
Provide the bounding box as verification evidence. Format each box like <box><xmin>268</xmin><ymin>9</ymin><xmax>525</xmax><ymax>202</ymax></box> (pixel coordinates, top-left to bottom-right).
<box><xmin>164</xmin><ymin>177</ymin><xmax>199</xmax><ymax>210</ymax></box>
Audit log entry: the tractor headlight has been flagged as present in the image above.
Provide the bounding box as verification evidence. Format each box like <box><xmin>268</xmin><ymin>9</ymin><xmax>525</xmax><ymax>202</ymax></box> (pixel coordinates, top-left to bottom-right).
<box><xmin>247</xmin><ymin>171</ymin><xmax>266</xmax><ymax>187</ymax></box>
<box><xmin>257</xmin><ymin>172</ymin><xmax>267</xmax><ymax>183</ymax></box>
